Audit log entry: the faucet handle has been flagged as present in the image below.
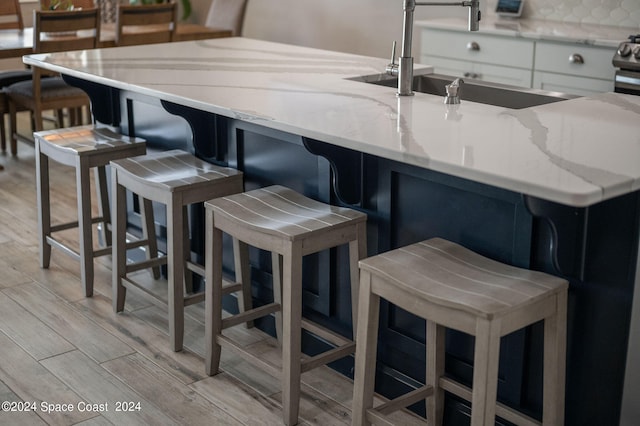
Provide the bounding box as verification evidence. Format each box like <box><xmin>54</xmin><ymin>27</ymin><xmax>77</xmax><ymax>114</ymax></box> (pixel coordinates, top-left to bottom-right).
<box><xmin>386</xmin><ymin>41</ymin><xmax>399</xmax><ymax>76</ymax></box>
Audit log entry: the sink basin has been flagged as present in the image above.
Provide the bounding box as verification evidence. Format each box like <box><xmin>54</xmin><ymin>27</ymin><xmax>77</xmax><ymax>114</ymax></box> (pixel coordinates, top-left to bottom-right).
<box><xmin>352</xmin><ymin>73</ymin><xmax>579</xmax><ymax>109</ymax></box>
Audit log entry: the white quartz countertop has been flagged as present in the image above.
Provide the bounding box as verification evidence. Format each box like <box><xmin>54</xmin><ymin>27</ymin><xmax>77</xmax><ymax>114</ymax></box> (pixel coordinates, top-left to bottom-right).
<box><xmin>416</xmin><ymin>17</ymin><xmax>635</xmax><ymax>47</ymax></box>
<box><xmin>24</xmin><ymin>37</ymin><xmax>640</xmax><ymax>207</ymax></box>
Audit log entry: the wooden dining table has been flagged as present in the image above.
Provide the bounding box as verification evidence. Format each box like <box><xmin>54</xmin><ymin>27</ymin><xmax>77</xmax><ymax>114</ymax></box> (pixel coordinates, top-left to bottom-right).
<box><xmin>0</xmin><ymin>24</ymin><xmax>232</xmax><ymax>60</ymax></box>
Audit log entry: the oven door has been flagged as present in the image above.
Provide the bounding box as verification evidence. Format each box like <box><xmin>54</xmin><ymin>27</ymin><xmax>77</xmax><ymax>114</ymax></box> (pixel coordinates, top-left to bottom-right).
<box><xmin>615</xmin><ymin>69</ymin><xmax>640</xmax><ymax>95</ymax></box>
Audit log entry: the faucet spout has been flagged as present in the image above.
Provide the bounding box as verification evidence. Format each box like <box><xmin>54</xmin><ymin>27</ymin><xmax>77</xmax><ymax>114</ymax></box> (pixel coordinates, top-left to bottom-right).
<box><xmin>396</xmin><ymin>0</ymin><xmax>480</xmax><ymax>96</ymax></box>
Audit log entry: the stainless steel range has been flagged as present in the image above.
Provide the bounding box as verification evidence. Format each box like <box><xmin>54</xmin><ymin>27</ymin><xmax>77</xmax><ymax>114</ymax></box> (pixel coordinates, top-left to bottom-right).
<box><xmin>613</xmin><ymin>34</ymin><xmax>640</xmax><ymax>95</ymax></box>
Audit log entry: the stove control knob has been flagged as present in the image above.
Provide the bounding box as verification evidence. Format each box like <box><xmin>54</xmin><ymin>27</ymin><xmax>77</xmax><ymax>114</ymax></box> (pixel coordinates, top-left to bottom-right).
<box><xmin>618</xmin><ymin>43</ymin><xmax>632</xmax><ymax>57</ymax></box>
<box><xmin>634</xmin><ymin>46</ymin><xmax>640</xmax><ymax>60</ymax></box>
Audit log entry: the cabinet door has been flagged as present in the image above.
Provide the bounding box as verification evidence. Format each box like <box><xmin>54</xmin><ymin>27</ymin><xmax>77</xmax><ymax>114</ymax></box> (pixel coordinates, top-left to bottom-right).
<box><xmin>535</xmin><ymin>41</ymin><xmax>615</xmax><ymax>81</ymax></box>
<box><xmin>420</xmin><ymin>28</ymin><xmax>534</xmax><ymax>68</ymax></box>
<box><xmin>421</xmin><ymin>55</ymin><xmax>533</xmax><ymax>87</ymax></box>
<box><xmin>533</xmin><ymin>71</ymin><xmax>613</xmax><ymax>96</ymax></box>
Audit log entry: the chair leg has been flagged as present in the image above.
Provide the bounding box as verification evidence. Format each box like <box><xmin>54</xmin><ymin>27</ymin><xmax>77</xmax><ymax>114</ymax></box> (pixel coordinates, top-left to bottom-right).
<box><xmin>94</xmin><ymin>166</ymin><xmax>112</xmax><ymax>248</ymax></box>
<box><xmin>75</xmin><ymin>157</ymin><xmax>94</xmax><ymax>297</ymax></box>
<box><xmin>112</xmin><ymin>173</ymin><xmax>128</xmax><ymax>312</ymax></box>
<box><xmin>183</xmin><ymin>205</ymin><xmax>193</xmax><ymax>295</ymax></box>
<box><xmin>543</xmin><ymin>290</ymin><xmax>567</xmax><ymax>425</ymax></box>
<box><xmin>351</xmin><ymin>269</ymin><xmax>381</xmax><ymax>426</ymax></box>
<box><xmin>282</xmin><ymin>242</ymin><xmax>303</xmax><ymax>426</ymax></box>
<box><xmin>426</xmin><ymin>320</ymin><xmax>445</xmax><ymax>426</ymax></box>
<box><xmin>470</xmin><ymin>318</ymin><xmax>501</xmax><ymax>426</ymax></box>
<box><xmin>140</xmin><ymin>196</ymin><xmax>160</xmax><ymax>279</ymax></box>
<box><xmin>233</xmin><ymin>238</ymin><xmax>253</xmax><ymax>328</ymax></box>
<box><xmin>168</xmin><ymin>197</ymin><xmax>185</xmax><ymax>352</ymax></box>
<box><xmin>1</xmin><ymin>114</ymin><xmax>6</xmax><ymax>152</ymax></box>
<box><xmin>271</xmin><ymin>251</ymin><xmax>283</xmax><ymax>343</ymax></box>
<box><xmin>8</xmin><ymin>100</ymin><xmax>18</xmax><ymax>156</ymax></box>
<box><xmin>36</xmin><ymin>146</ymin><xmax>52</xmax><ymax>269</ymax></box>
<box><xmin>349</xmin><ymin>221</ymin><xmax>367</xmax><ymax>335</ymax></box>
<box><xmin>205</xmin><ymin>210</ymin><xmax>224</xmax><ymax>376</ymax></box>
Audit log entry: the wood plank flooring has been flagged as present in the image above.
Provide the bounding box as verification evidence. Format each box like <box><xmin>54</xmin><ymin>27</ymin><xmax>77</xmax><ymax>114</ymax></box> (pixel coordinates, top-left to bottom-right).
<box><xmin>0</xmin><ymin>119</ymin><xmax>424</xmax><ymax>425</ymax></box>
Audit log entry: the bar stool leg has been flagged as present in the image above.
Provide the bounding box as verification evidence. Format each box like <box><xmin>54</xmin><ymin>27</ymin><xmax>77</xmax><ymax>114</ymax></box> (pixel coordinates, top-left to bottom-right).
<box><xmin>94</xmin><ymin>166</ymin><xmax>111</xmax><ymax>248</ymax></box>
<box><xmin>205</xmin><ymin>210</ymin><xmax>223</xmax><ymax>375</ymax></box>
<box><xmin>426</xmin><ymin>320</ymin><xmax>445</xmax><ymax>425</ymax></box>
<box><xmin>282</xmin><ymin>242</ymin><xmax>303</xmax><ymax>426</ymax></box>
<box><xmin>349</xmin><ymin>222</ymin><xmax>367</xmax><ymax>334</ymax></box>
<box><xmin>543</xmin><ymin>290</ymin><xmax>567</xmax><ymax>425</ymax></box>
<box><xmin>271</xmin><ymin>252</ymin><xmax>283</xmax><ymax>344</ymax></box>
<box><xmin>140</xmin><ymin>196</ymin><xmax>160</xmax><ymax>279</ymax></box>
<box><xmin>234</xmin><ymin>238</ymin><xmax>254</xmax><ymax>328</ymax></box>
<box><xmin>76</xmin><ymin>156</ymin><xmax>94</xmax><ymax>297</ymax></box>
<box><xmin>36</xmin><ymin>148</ymin><xmax>52</xmax><ymax>269</ymax></box>
<box><xmin>471</xmin><ymin>319</ymin><xmax>501</xmax><ymax>426</ymax></box>
<box><xmin>183</xmin><ymin>205</ymin><xmax>193</xmax><ymax>294</ymax></box>
<box><xmin>112</xmin><ymin>174</ymin><xmax>127</xmax><ymax>312</ymax></box>
<box><xmin>352</xmin><ymin>269</ymin><xmax>381</xmax><ymax>426</ymax></box>
<box><xmin>168</xmin><ymin>196</ymin><xmax>185</xmax><ymax>351</ymax></box>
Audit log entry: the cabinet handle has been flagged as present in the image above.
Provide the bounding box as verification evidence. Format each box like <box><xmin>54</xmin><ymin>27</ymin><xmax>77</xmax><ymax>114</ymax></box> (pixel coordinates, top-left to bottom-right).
<box><xmin>569</xmin><ymin>53</ymin><xmax>584</xmax><ymax>64</ymax></box>
<box><xmin>463</xmin><ymin>72</ymin><xmax>480</xmax><ymax>79</ymax></box>
<box><xmin>466</xmin><ymin>41</ymin><xmax>480</xmax><ymax>51</ymax></box>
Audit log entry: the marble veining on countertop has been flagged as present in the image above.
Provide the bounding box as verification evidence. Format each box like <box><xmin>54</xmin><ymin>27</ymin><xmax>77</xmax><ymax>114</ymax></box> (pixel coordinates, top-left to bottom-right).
<box><xmin>23</xmin><ymin>37</ymin><xmax>640</xmax><ymax>207</ymax></box>
<box><xmin>416</xmin><ymin>16</ymin><xmax>637</xmax><ymax>46</ymax></box>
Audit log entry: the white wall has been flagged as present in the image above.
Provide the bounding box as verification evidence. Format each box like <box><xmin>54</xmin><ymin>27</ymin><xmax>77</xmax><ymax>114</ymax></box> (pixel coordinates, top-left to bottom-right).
<box><xmin>240</xmin><ymin>0</ymin><xmax>481</xmax><ymax>58</ymax></box>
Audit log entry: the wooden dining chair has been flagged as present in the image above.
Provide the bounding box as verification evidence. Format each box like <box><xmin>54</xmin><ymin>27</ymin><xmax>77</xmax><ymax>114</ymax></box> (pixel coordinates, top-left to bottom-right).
<box><xmin>115</xmin><ymin>3</ymin><xmax>177</xmax><ymax>47</ymax></box>
<box><xmin>205</xmin><ymin>0</ymin><xmax>248</xmax><ymax>37</ymax></box>
<box><xmin>0</xmin><ymin>0</ymin><xmax>24</xmax><ymax>30</ymax></box>
<box><xmin>5</xmin><ymin>8</ymin><xmax>101</xmax><ymax>155</ymax></box>
<box><xmin>0</xmin><ymin>0</ymin><xmax>33</xmax><ymax>153</ymax></box>
<box><xmin>40</xmin><ymin>0</ymin><xmax>96</xmax><ymax>10</ymax></box>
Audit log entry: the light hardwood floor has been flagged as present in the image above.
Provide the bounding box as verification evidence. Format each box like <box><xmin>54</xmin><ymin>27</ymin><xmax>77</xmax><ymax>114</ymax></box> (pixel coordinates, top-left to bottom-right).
<box><xmin>0</xmin><ymin>118</ymin><xmax>423</xmax><ymax>426</ymax></box>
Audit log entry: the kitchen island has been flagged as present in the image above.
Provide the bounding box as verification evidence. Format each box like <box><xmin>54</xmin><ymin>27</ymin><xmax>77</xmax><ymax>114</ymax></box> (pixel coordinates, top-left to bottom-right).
<box><xmin>24</xmin><ymin>37</ymin><xmax>640</xmax><ymax>425</ymax></box>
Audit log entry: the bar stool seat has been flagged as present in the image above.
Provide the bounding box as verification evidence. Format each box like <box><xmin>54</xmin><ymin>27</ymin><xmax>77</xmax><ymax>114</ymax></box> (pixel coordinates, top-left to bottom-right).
<box><xmin>35</xmin><ymin>125</ymin><xmax>147</xmax><ymax>297</ymax></box>
<box><xmin>352</xmin><ymin>237</ymin><xmax>569</xmax><ymax>426</ymax></box>
<box><xmin>110</xmin><ymin>149</ymin><xmax>244</xmax><ymax>352</ymax></box>
<box><xmin>204</xmin><ymin>185</ymin><xmax>367</xmax><ymax>426</ymax></box>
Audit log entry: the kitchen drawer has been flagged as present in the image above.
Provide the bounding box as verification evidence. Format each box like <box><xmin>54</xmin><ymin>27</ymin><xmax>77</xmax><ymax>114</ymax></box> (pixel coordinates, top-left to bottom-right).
<box><xmin>533</xmin><ymin>71</ymin><xmax>613</xmax><ymax>96</ymax></box>
<box><xmin>534</xmin><ymin>41</ymin><xmax>615</xmax><ymax>80</ymax></box>
<box><xmin>420</xmin><ymin>29</ymin><xmax>535</xmax><ymax>69</ymax></box>
<box><xmin>421</xmin><ymin>55</ymin><xmax>533</xmax><ymax>87</ymax></box>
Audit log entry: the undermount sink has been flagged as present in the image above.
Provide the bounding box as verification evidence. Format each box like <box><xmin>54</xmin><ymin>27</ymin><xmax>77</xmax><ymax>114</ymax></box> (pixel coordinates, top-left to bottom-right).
<box><xmin>352</xmin><ymin>73</ymin><xmax>579</xmax><ymax>109</ymax></box>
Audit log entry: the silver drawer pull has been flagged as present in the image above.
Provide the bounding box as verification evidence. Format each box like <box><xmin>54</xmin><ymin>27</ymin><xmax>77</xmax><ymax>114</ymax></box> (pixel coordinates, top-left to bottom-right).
<box><xmin>569</xmin><ymin>53</ymin><xmax>584</xmax><ymax>64</ymax></box>
<box><xmin>463</xmin><ymin>72</ymin><xmax>480</xmax><ymax>79</ymax></box>
<box><xmin>466</xmin><ymin>41</ymin><xmax>480</xmax><ymax>51</ymax></box>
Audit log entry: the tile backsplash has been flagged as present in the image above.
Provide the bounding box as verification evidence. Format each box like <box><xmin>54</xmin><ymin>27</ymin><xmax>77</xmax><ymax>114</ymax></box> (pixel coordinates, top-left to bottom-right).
<box><xmin>485</xmin><ymin>0</ymin><xmax>640</xmax><ymax>28</ymax></box>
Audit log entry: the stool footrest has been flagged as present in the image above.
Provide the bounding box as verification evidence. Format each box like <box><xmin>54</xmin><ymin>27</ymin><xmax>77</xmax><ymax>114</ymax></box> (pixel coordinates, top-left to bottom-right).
<box><xmin>222</xmin><ymin>302</ymin><xmax>281</xmax><ymax>330</ymax></box>
<box><xmin>217</xmin><ymin>334</ymin><xmax>281</xmax><ymax>378</ymax></box>
<box><xmin>186</xmin><ymin>260</ymin><xmax>205</xmax><ymax>277</ymax></box>
<box><xmin>440</xmin><ymin>377</ymin><xmax>541</xmax><ymax>426</ymax></box>
<box><xmin>300</xmin><ymin>342</ymin><xmax>355</xmax><ymax>373</ymax></box>
<box><xmin>184</xmin><ymin>292</ymin><xmax>205</xmax><ymax>306</ymax></box>
<box><xmin>93</xmin><ymin>247</ymin><xmax>111</xmax><ymax>257</ymax></box>
<box><xmin>372</xmin><ymin>384</ymin><xmax>434</xmax><ymax>416</ymax></box>
<box><xmin>50</xmin><ymin>220</ymin><xmax>80</xmax><ymax>233</ymax></box>
<box><xmin>46</xmin><ymin>236</ymin><xmax>81</xmax><ymax>261</ymax></box>
<box><xmin>301</xmin><ymin>319</ymin><xmax>352</xmax><ymax>347</ymax></box>
<box><xmin>50</xmin><ymin>215</ymin><xmax>108</xmax><ymax>234</ymax></box>
<box><xmin>125</xmin><ymin>256</ymin><xmax>166</xmax><ymax>274</ymax></box>
<box><xmin>122</xmin><ymin>276</ymin><xmax>166</xmax><ymax>305</ymax></box>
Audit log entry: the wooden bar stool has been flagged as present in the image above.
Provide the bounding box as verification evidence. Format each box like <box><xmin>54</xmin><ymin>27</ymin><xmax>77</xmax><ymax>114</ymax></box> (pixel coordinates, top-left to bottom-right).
<box><xmin>35</xmin><ymin>125</ymin><xmax>147</xmax><ymax>297</ymax></box>
<box><xmin>204</xmin><ymin>185</ymin><xmax>367</xmax><ymax>426</ymax></box>
<box><xmin>111</xmin><ymin>149</ymin><xmax>243</xmax><ymax>351</ymax></box>
<box><xmin>352</xmin><ymin>238</ymin><xmax>568</xmax><ymax>426</ymax></box>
